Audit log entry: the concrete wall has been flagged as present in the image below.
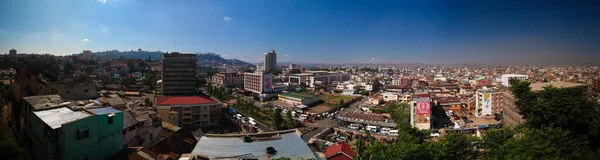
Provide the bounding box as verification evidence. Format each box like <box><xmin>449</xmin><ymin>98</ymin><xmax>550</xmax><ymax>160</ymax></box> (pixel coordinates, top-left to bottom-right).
<box><xmin>62</xmin><ymin>115</ymin><xmax>100</xmax><ymax>160</ymax></box>
<box><xmin>95</xmin><ymin>112</ymin><xmax>124</xmax><ymax>158</ymax></box>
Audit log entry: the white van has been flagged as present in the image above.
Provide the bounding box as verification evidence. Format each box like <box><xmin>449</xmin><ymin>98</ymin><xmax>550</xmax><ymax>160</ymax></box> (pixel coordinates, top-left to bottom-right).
<box><xmin>388</xmin><ymin>130</ymin><xmax>399</xmax><ymax>136</ymax></box>
<box><xmin>299</xmin><ymin>114</ymin><xmax>309</xmax><ymax>121</ymax></box>
<box><xmin>235</xmin><ymin>114</ymin><xmax>243</xmax><ymax>120</ymax></box>
<box><xmin>348</xmin><ymin>123</ymin><xmax>361</xmax><ymax>130</ymax></box>
<box><xmin>366</xmin><ymin>125</ymin><xmax>379</xmax><ymax>132</ymax></box>
<box><xmin>380</xmin><ymin>127</ymin><xmax>392</xmax><ymax>135</ymax></box>
<box><xmin>249</xmin><ymin>121</ymin><xmax>259</xmax><ymax>128</ymax></box>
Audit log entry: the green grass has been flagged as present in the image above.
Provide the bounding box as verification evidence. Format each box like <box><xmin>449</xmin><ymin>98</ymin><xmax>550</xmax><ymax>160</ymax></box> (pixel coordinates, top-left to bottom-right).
<box><xmin>320</xmin><ymin>94</ymin><xmax>353</xmax><ymax>104</ymax></box>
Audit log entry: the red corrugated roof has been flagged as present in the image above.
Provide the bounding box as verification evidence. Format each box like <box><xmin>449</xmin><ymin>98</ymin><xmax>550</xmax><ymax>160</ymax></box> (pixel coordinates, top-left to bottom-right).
<box><xmin>325</xmin><ymin>143</ymin><xmax>355</xmax><ymax>160</ymax></box>
<box><xmin>156</xmin><ymin>96</ymin><xmax>216</xmax><ymax>105</ymax></box>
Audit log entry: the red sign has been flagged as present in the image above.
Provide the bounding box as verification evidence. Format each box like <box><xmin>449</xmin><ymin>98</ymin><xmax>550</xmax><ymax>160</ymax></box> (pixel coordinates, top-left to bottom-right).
<box><xmin>416</xmin><ymin>101</ymin><xmax>430</xmax><ymax>114</ymax></box>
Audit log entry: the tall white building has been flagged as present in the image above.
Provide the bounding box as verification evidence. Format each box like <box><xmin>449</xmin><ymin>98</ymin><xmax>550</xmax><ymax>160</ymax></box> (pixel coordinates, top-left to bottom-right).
<box><xmin>263</xmin><ymin>50</ymin><xmax>277</xmax><ymax>72</ymax></box>
<box><xmin>501</xmin><ymin>74</ymin><xmax>529</xmax><ymax>86</ymax></box>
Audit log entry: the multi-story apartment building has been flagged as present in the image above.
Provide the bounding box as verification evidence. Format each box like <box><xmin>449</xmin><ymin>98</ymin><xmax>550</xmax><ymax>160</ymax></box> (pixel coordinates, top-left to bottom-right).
<box><xmin>244</xmin><ymin>72</ymin><xmax>273</xmax><ymax>94</ymax></box>
<box><xmin>21</xmin><ymin>95</ymin><xmax>123</xmax><ymax>160</ymax></box>
<box><xmin>155</xmin><ymin>96</ymin><xmax>223</xmax><ymax>130</ymax></box>
<box><xmin>501</xmin><ymin>74</ymin><xmax>528</xmax><ymax>87</ymax></box>
<box><xmin>211</xmin><ymin>73</ymin><xmax>244</xmax><ymax>88</ymax></box>
<box><xmin>474</xmin><ymin>87</ymin><xmax>503</xmax><ymax>117</ymax></box>
<box><xmin>410</xmin><ymin>97</ymin><xmax>431</xmax><ymax>130</ymax></box>
<box><xmin>161</xmin><ymin>52</ymin><xmax>197</xmax><ymax>95</ymax></box>
<box><xmin>263</xmin><ymin>50</ymin><xmax>277</xmax><ymax>72</ymax></box>
<box><xmin>82</xmin><ymin>50</ymin><xmax>92</xmax><ymax>61</ymax></box>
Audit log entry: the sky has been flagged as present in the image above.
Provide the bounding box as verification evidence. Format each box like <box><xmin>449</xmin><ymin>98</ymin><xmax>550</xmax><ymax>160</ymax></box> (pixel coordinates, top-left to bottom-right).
<box><xmin>1</xmin><ymin>0</ymin><xmax>599</xmax><ymax>65</ymax></box>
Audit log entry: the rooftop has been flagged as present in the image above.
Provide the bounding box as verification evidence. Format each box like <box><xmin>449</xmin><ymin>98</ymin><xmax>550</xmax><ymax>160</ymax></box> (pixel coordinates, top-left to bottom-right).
<box><xmin>23</xmin><ymin>95</ymin><xmax>67</xmax><ymax>111</ymax></box>
<box><xmin>279</xmin><ymin>92</ymin><xmax>317</xmax><ymax>100</ymax></box>
<box><xmin>191</xmin><ymin>129</ymin><xmax>317</xmax><ymax>160</ymax></box>
<box><xmin>156</xmin><ymin>96</ymin><xmax>218</xmax><ymax>105</ymax></box>
<box><xmin>529</xmin><ymin>82</ymin><xmax>588</xmax><ymax>92</ymax></box>
<box><xmin>33</xmin><ymin>107</ymin><xmax>92</xmax><ymax>129</ymax></box>
<box><xmin>88</xmin><ymin>107</ymin><xmax>121</xmax><ymax>115</ymax></box>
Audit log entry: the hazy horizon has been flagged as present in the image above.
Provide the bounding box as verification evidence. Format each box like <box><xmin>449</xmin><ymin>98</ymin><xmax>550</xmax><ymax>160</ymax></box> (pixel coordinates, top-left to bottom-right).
<box><xmin>1</xmin><ymin>0</ymin><xmax>600</xmax><ymax>64</ymax></box>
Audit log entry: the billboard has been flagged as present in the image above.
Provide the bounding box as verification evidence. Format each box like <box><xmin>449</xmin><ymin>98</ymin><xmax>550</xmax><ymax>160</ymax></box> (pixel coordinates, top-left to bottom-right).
<box><xmin>416</xmin><ymin>101</ymin><xmax>431</xmax><ymax>114</ymax></box>
<box><xmin>262</xmin><ymin>74</ymin><xmax>273</xmax><ymax>92</ymax></box>
<box><xmin>482</xmin><ymin>93</ymin><xmax>492</xmax><ymax>115</ymax></box>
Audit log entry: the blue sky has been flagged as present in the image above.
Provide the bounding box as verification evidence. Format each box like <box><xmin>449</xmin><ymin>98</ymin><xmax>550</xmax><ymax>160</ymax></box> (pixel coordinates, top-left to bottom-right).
<box><xmin>1</xmin><ymin>0</ymin><xmax>599</xmax><ymax>64</ymax></box>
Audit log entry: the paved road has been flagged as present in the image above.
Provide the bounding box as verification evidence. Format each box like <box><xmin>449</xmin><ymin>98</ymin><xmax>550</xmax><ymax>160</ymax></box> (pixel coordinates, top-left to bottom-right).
<box><xmin>301</xmin><ymin>119</ymin><xmax>336</xmax><ymax>142</ymax></box>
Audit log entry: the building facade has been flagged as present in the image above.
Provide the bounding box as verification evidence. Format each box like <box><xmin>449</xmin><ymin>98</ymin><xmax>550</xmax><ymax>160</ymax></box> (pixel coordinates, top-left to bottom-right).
<box><xmin>155</xmin><ymin>96</ymin><xmax>223</xmax><ymax>130</ymax></box>
<box><xmin>243</xmin><ymin>72</ymin><xmax>273</xmax><ymax>94</ymax></box>
<box><xmin>501</xmin><ymin>74</ymin><xmax>528</xmax><ymax>87</ymax></box>
<box><xmin>474</xmin><ymin>88</ymin><xmax>503</xmax><ymax>117</ymax></box>
<box><xmin>410</xmin><ymin>98</ymin><xmax>431</xmax><ymax>130</ymax></box>
<box><xmin>263</xmin><ymin>50</ymin><xmax>277</xmax><ymax>72</ymax></box>
<box><xmin>83</xmin><ymin>50</ymin><xmax>92</xmax><ymax>61</ymax></box>
<box><xmin>21</xmin><ymin>95</ymin><xmax>124</xmax><ymax>160</ymax></box>
<box><xmin>161</xmin><ymin>52</ymin><xmax>197</xmax><ymax>95</ymax></box>
<box><xmin>289</xmin><ymin>71</ymin><xmax>351</xmax><ymax>88</ymax></box>
<box><xmin>211</xmin><ymin>73</ymin><xmax>244</xmax><ymax>88</ymax></box>
<box><xmin>9</xmin><ymin>48</ymin><xmax>17</xmax><ymax>56</ymax></box>
<box><xmin>278</xmin><ymin>92</ymin><xmax>320</xmax><ymax>107</ymax></box>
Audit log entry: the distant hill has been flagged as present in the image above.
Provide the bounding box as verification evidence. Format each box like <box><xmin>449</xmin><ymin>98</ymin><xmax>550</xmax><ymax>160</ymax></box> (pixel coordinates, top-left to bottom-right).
<box><xmin>92</xmin><ymin>50</ymin><xmax>253</xmax><ymax>67</ymax></box>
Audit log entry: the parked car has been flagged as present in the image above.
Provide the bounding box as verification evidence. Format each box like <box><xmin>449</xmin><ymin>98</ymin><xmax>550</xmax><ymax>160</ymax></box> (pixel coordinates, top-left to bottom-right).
<box><xmin>348</xmin><ymin>123</ymin><xmax>361</xmax><ymax>130</ymax></box>
<box><xmin>454</xmin><ymin>116</ymin><xmax>461</xmax><ymax>120</ymax></box>
<box><xmin>464</xmin><ymin>119</ymin><xmax>474</xmax><ymax>123</ymax></box>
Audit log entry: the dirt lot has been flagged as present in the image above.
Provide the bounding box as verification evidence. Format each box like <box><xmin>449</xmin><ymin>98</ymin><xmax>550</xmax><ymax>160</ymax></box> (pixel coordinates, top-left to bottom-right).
<box><xmin>307</xmin><ymin>103</ymin><xmax>337</xmax><ymax>114</ymax></box>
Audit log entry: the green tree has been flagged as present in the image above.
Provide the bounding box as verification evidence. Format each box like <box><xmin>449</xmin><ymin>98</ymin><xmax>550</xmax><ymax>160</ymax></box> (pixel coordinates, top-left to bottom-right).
<box><xmin>271</xmin><ymin>108</ymin><xmax>284</xmax><ymax>129</ymax></box>
<box><xmin>197</xmin><ymin>78</ymin><xmax>207</xmax><ymax>88</ymax></box>
<box><xmin>432</xmin><ymin>132</ymin><xmax>479</xmax><ymax>160</ymax></box>
<box><xmin>480</xmin><ymin>128</ymin><xmax>515</xmax><ymax>159</ymax></box>
<box><xmin>339</xmin><ymin>99</ymin><xmax>345</xmax><ymax>105</ymax></box>
<box><xmin>509</xmin><ymin>79</ymin><xmax>600</xmax><ymax>148</ymax></box>
<box><xmin>502</xmin><ymin>127</ymin><xmax>596</xmax><ymax>160</ymax></box>
<box><xmin>389</xmin><ymin>102</ymin><xmax>412</xmax><ymax>131</ymax></box>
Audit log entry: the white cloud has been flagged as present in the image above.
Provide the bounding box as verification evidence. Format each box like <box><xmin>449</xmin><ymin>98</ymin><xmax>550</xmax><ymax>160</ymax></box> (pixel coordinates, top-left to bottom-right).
<box><xmin>81</xmin><ymin>38</ymin><xmax>91</xmax><ymax>42</ymax></box>
<box><xmin>98</xmin><ymin>0</ymin><xmax>107</xmax><ymax>4</ymax></box>
<box><xmin>223</xmin><ymin>17</ymin><xmax>232</xmax><ymax>22</ymax></box>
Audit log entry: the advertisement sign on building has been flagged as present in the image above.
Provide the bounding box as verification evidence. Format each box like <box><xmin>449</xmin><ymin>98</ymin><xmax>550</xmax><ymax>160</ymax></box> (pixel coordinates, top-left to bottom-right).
<box><xmin>416</xmin><ymin>101</ymin><xmax>431</xmax><ymax>123</ymax></box>
<box><xmin>416</xmin><ymin>101</ymin><xmax>431</xmax><ymax>114</ymax></box>
<box><xmin>482</xmin><ymin>93</ymin><xmax>492</xmax><ymax>115</ymax></box>
<box><xmin>263</xmin><ymin>74</ymin><xmax>273</xmax><ymax>92</ymax></box>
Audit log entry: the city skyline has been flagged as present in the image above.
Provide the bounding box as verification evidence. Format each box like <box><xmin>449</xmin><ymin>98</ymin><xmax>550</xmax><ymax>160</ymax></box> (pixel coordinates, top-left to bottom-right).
<box><xmin>1</xmin><ymin>0</ymin><xmax>600</xmax><ymax>65</ymax></box>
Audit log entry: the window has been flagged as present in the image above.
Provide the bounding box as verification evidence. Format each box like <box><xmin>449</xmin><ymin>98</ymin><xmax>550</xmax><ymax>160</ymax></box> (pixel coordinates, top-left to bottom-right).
<box><xmin>84</xmin><ymin>89</ymin><xmax>89</xmax><ymax>93</ymax></box>
<box><xmin>108</xmin><ymin>114</ymin><xmax>114</xmax><ymax>124</ymax></box>
<box><xmin>77</xmin><ymin>128</ymin><xmax>89</xmax><ymax>140</ymax></box>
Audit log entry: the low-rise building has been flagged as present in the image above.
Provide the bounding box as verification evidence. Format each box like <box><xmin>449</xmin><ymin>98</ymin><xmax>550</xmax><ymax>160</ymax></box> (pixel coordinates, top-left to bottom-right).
<box><xmin>155</xmin><ymin>96</ymin><xmax>223</xmax><ymax>130</ymax></box>
<box><xmin>278</xmin><ymin>92</ymin><xmax>320</xmax><ymax>107</ymax></box>
<box><xmin>212</xmin><ymin>73</ymin><xmax>244</xmax><ymax>88</ymax></box>
<box><xmin>501</xmin><ymin>74</ymin><xmax>529</xmax><ymax>87</ymax></box>
<box><xmin>190</xmin><ymin>129</ymin><xmax>318</xmax><ymax>160</ymax></box>
<box><xmin>382</xmin><ymin>92</ymin><xmax>398</xmax><ymax>102</ymax></box>
<box><xmin>21</xmin><ymin>95</ymin><xmax>124</xmax><ymax>160</ymax></box>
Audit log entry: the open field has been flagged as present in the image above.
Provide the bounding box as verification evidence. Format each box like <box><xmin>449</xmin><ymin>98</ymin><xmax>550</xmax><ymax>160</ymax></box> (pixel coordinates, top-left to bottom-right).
<box><xmin>320</xmin><ymin>94</ymin><xmax>354</xmax><ymax>104</ymax></box>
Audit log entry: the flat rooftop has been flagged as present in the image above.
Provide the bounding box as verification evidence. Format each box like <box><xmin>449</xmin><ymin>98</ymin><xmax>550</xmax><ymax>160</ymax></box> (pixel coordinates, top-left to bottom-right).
<box><xmin>23</xmin><ymin>95</ymin><xmax>66</xmax><ymax>111</ymax></box>
<box><xmin>529</xmin><ymin>82</ymin><xmax>588</xmax><ymax>92</ymax></box>
<box><xmin>33</xmin><ymin>107</ymin><xmax>92</xmax><ymax>129</ymax></box>
<box><xmin>156</xmin><ymin>96</ymin><xmax>218</xmax><ymax>105</ymax></box>
<box><xmin>191</xmin><ymin>129</ymin><xmax>317</xmax><ymax>160</ymax></box>
<box><xmin>279</xmin><ymin>92</ymin><xmax>317</xmax><ymax>99</ymax></box>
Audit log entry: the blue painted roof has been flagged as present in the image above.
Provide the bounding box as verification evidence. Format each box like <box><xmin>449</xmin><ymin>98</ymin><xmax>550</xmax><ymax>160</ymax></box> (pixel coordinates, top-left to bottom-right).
<box><xmin>88</xmin><ymin>107</ymin><xmax>121</xmax><ymax>115</ymax></box>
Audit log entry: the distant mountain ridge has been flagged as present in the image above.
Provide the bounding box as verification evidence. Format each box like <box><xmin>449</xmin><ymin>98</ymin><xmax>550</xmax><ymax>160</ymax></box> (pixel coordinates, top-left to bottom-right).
<box><xmin>92</xmin><ymin>50</ymin><xmax>253</xmax><ymax>67</ymax></box>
